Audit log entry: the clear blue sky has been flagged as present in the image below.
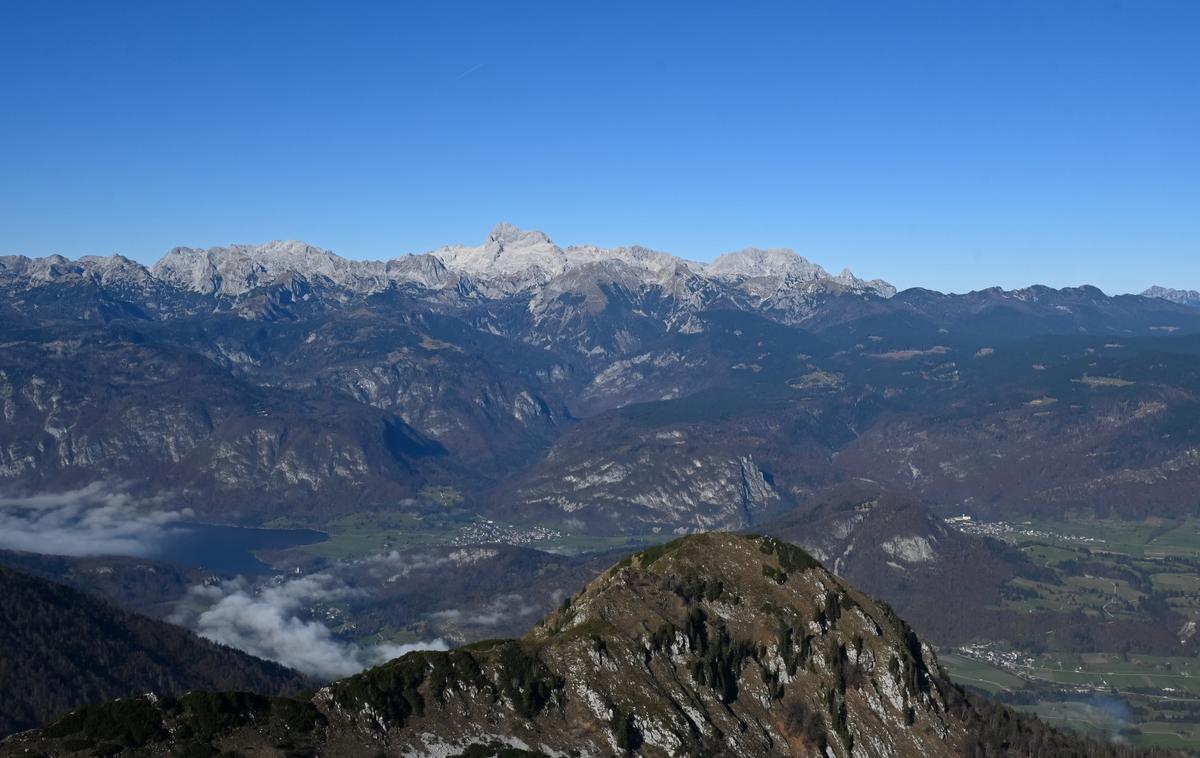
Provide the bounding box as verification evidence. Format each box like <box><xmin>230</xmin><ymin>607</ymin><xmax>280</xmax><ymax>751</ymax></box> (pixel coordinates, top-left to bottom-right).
<box><xmin>1</xmin><ymin>1</ymin><xmax>1196</xmax><ymax>293</ymax></box>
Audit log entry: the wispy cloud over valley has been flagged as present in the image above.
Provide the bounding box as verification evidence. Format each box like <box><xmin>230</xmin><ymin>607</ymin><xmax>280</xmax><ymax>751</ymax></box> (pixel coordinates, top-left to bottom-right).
<box><xmin>0</xmin><ymin>483</ymin><xmax>190</xmax><ymax>558</ymax></box>
<box><xmin>170</xmin><ymin>572</ymin><xmax>446</xmax><ymax>679</ymax></box>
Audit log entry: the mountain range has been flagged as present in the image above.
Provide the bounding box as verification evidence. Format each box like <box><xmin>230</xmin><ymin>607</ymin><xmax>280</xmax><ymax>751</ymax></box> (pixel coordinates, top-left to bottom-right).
<box><xmin>3</xmin><ymin>223</ymin><xmax>1199</xmax><ymax>529</ymax></box>
<box><xmin>2</xmin><ymin>222</ymin><xmax>895</xmax><ymax>304</ymax></box>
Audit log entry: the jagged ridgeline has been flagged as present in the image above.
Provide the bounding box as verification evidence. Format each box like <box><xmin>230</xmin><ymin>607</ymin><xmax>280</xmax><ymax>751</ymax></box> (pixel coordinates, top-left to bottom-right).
<box><xmin>1</xmin><ymin>534</ymin><xmax>1173</xmax><ymax>757</ymax></box>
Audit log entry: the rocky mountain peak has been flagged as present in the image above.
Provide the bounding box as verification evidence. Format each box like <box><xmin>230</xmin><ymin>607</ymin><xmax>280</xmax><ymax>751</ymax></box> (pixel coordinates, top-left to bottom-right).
<box><xmin>486</xmin><ymin>221</ymin><xmax>553</xmax><ymax>248</ymax></box>
<box><xmin>0</xmin><ymin>252</ymin><xmax>154</xmax><ymax>289</ymax></box>
<box><xmin>151</xmin><ymin>240</ymin><xmax>376</xmax><ymax>297</ymax></box>
<box><xmin>704</xmin><ymin>249</ymin><xmax>896</xmax><ymax>301</ymax></box>
<box><xmin>707</xmin><ymin>247</ymin><xmax>830</xmax><ymax>281</ymax></box>
<box><xmin>1144</xmin><ymin>285</ymin><xmax>1200</xmax><ymax>308</ymax></box>
<box><xmin>428</xmin><ymin>223</ymin><xmax>566</xmax><ymax>293</ymax></box>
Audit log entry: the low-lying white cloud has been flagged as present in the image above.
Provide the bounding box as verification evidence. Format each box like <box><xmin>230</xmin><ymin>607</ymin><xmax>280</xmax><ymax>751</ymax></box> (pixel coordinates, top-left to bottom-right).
<box><xmin>171</xmin><ymin>573</ymin><xmax>446</xmax><ymax>680</ymax></box>
<box><xmin>359</xmin><ymin>549</ymin><xmax>453</xmax><ymax>583</ymax></box>
<box><xmin>0</xmin><ymin>483</ymin><xmax>190</xmax><ymax>558</ymax></box>
<box><xmin>430</xmin><ymin>592</ymin><xmax>542</xmax><ymax>628</ymax></box>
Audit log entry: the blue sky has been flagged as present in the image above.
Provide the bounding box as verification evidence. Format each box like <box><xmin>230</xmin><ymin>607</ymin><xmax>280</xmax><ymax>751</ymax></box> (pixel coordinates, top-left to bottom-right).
<box><xmin>1</xmin><ymin>1</ymin><xmax>1196</xmax><ymax>293</ymax></box>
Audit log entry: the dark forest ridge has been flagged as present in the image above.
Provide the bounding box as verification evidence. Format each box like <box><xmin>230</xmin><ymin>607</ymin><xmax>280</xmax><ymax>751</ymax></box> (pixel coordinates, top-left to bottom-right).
<box><xmin>0</xmin><ymin>565</ymin><xmax>310</xmax><ymax>737</ymax></box>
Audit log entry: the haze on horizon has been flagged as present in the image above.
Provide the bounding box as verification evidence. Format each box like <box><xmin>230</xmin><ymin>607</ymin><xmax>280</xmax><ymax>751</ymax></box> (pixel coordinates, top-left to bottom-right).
<box><xmin>1</xmin><ymin>1</ymin><xmax>1196</xmax><ymax>295</ymax></box>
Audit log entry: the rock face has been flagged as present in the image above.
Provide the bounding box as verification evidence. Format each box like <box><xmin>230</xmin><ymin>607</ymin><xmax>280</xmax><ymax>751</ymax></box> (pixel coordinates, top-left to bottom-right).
<box><xmin>514</xmin><ymin>449</ymin><xmax>782</xmax><ymax>532</ymax></box>
<box><xmin>0</xmin><ymin>327</ymin><xmax>453</xmax><ymax>521</ymax></box>
<box><xmin>2</xmin><ymin>534</ymin><xmax>1164</xmax><ymax>757</ymax></box>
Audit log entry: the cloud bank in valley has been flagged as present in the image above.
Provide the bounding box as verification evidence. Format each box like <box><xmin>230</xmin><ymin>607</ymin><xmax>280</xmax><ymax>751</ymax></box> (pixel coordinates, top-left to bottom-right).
<box><xmin>0</xmin><ymin>483</ymin><xmax>191</xmax><ymax>558</ymax></box>
<box><xmin>429</xmin><ymin>592</ymin><xmax>542</xmax><ymax>628</ymax></box>
<box><xmin>171</xmin><ymin>573</ymin><xmax>446</xmax><ymax>680</ymax></box>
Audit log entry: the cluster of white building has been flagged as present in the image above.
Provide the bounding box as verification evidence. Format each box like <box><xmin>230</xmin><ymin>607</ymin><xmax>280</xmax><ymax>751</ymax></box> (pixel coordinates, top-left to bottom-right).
<box><xmin>943</xmin><ymin>516</ymin><xmax>1105</xmax><ymax>545</ymax></box>
<box><xmin>451</xmin><ymin>519</ymin><xmax>562</xmax><ymax>547</ymax></box>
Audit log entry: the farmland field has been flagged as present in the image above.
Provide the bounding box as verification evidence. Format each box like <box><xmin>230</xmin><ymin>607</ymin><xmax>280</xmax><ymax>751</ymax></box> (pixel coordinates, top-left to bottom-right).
<box><xmin>945</xmin><ymin>514</ymin><xmax>1200</xmax><ymax>753</ymax></box>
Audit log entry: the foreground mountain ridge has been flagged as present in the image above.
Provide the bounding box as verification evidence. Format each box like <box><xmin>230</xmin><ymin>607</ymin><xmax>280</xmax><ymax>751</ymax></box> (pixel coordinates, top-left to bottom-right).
<box><xmin>2</xmin><ymin>534</ymin><xmax>1169</xmax><ymax>757</ymax></box>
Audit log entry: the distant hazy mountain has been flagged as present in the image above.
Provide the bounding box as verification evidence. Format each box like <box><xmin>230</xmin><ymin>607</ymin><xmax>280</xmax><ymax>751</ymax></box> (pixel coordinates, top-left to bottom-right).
<box><xmin>1143</xmin><ymin>285</ymin><xmax>1200</xmax><ymax>307</ymax></box>
<box><xmin>0</xmin><ymin>565</ymin><xmax>310</xmax><ymax>737</ymax></box>
<box><xmin>2</xmin><ymin>535</ymin><xmax>1165</xmax><ymax>757</ymax></box>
